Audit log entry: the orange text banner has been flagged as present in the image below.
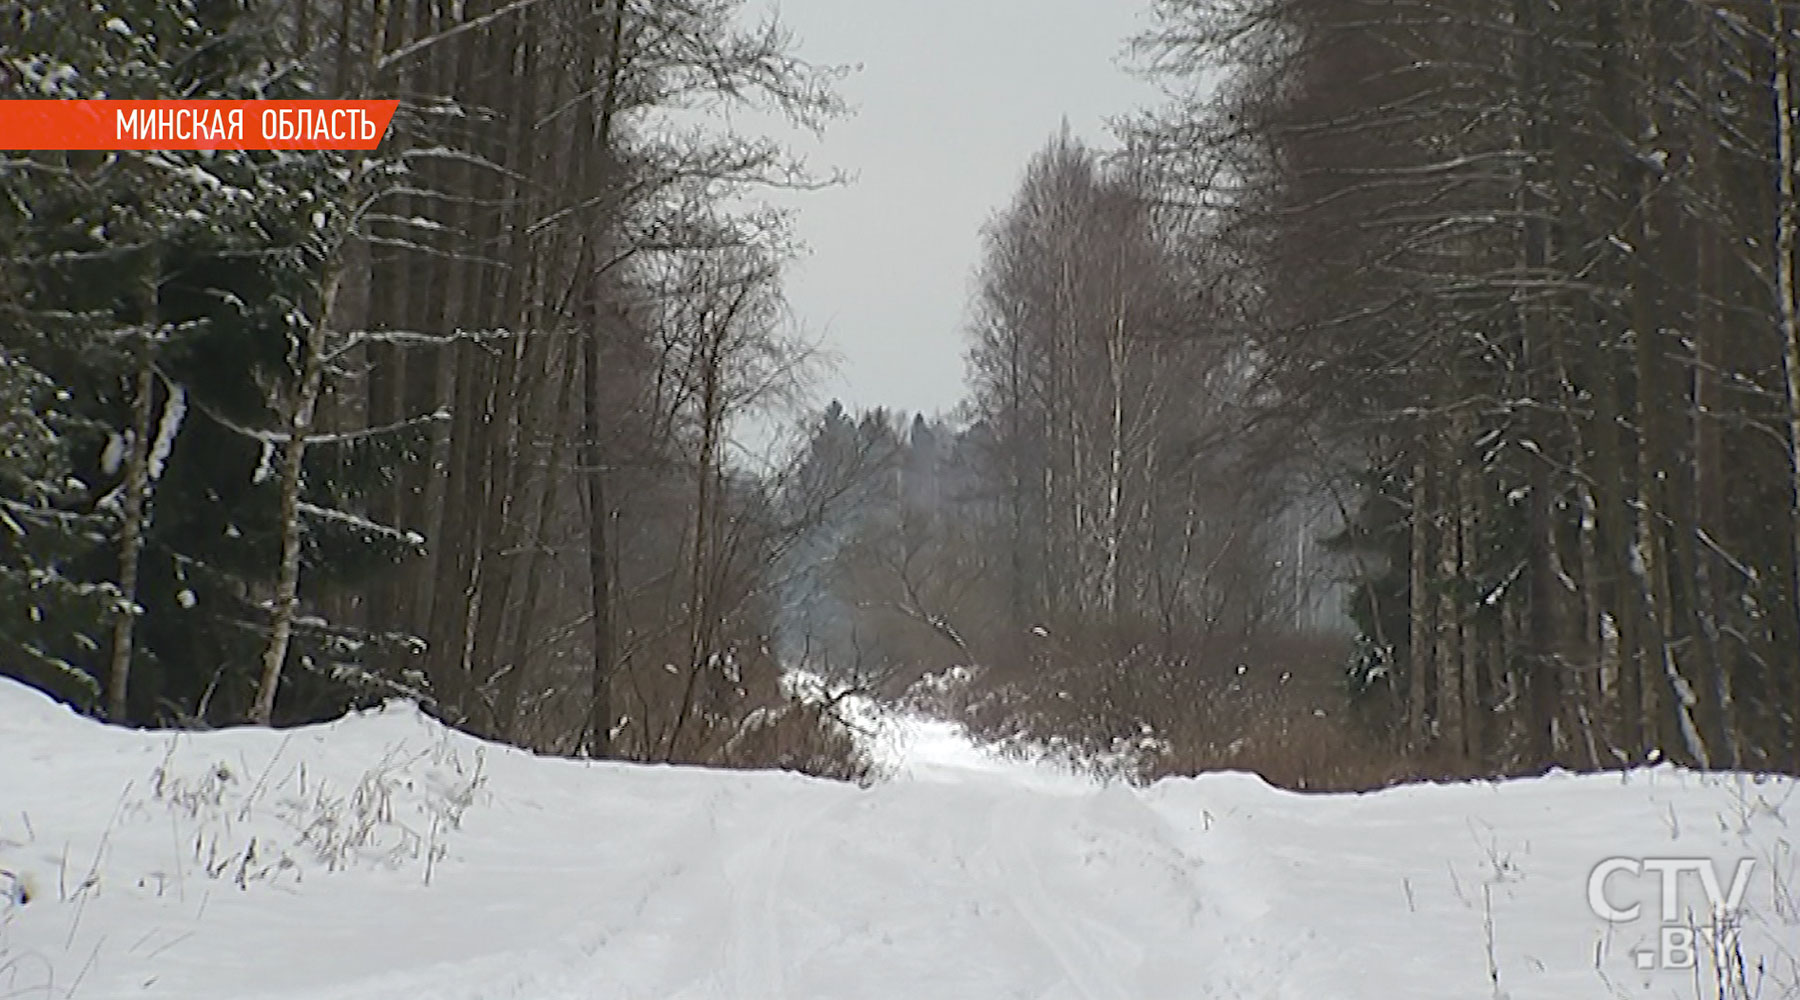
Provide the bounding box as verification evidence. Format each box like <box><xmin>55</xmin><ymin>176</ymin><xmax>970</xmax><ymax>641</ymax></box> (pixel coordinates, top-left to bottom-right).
<box><xmin>0</xmin><ymin>100</ymin><xmax>400</xmax><ymax>150</ymax></box>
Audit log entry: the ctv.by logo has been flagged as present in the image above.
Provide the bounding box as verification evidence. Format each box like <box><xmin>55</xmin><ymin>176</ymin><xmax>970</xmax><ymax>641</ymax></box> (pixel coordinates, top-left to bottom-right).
<box><xmin>1587</xmin><ymin>857</ymin><xmax>1756</xmax><ymax>970</ymax></box>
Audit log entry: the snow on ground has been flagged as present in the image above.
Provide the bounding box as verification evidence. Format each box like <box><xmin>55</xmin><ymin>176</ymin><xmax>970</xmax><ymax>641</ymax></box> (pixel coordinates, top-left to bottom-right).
<box><xmin>1</xmin><ymin>676</ymin><xmax>1796</xmax><ymax>1000</ymax></box>
<box><xmin>783</xmin><ymin>666</ymin><xmax>1148</xmax><ymax>790</ymax></box>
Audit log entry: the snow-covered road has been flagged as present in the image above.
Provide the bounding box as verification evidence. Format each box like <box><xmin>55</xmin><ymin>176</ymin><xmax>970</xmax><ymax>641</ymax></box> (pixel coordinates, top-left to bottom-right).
<box><xmin>1</xmin><ymin>679</ymin><xmax>1794</xmax><ymax>999</ymax></box>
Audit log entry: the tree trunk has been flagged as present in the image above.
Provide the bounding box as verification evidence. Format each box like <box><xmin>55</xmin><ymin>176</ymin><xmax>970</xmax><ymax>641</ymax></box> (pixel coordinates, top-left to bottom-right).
<box><xmin>578</xmin><ymin>329</ymin><xmax>617</xmax><ymax>757</ymax></box>
<box><xmin>106</xmin><ymin>264</ymin><xmax>161</xmax><ymax>724</ymax></box>
<box><xmin>419</xmin><ymin>0</ymin><xmax>493</xmax><ymax>716</ymax></box>
<box><xmin>1457</xmin><ymin>430</ymin><xmax>1484</xmax><ymax>765</ymax></box>
<box><xmin>1433</xmin><ymin>427</ymin><xmax>1465</xmax><ymax>763</ymax></box>
<box><xmin>251</xmin><ymin>265</ymin><xmax>339</xmax><ymax>726</ymax></box>
<box><xmin>1690</xmin><ymin>26</ymin><xmax>1737</xmax><ymax>767</ymax></box>
<box><xmin>497</xmin><ymin>336</ymin><xmax>577</xmax><ymax>739</ymax></box>
<box><xmin>1407</xmin><ymin>455</ymin><xmax>1434</xmax><ymax>750</ymax></box>
<box><xmin>664</xmin><ymin>326</ymin><xmax>724</xmax><ymax>762</ymax></box>
<box><xmin>1630</xmin><ymin>158</ymin><xmax>1707</xmax><ymax>766</ymax></box>
<box><xmin>1774</xmin><ymin>0</ymin><xmax>1800</xmax><ymax>709</ymax></box>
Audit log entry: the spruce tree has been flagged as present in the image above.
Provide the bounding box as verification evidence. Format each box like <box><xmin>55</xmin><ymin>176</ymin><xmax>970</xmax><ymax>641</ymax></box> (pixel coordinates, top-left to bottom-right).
<box><xmin>1</xmin><ymin>0</ymin><xmax>426</xmax><ymax>724</ymax></box>
<box><xmin>0</xmin><ymin>348</ymin><xmax>112</xmax><ymax>707</ymax></box>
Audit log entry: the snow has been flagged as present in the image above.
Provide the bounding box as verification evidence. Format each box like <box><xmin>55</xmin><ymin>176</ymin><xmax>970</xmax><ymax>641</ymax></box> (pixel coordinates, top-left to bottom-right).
<box><xmin>294</xmin><ymin>503</ymin><xmax>426</xmax><ymax>547</ymax></box>
<box><xmin>98</xmin><ymin>434</ymin><xmax>125</xmax><ymax>478</ymax></box>
<box><xmin>146</xmin><ymin>383</ymin><xmax>184</xmax><ymax>484</ymax></box>
<box><xmin>0</xmin><ymin>675</ymin><xmax>1795</xmax><ymax>999</ymax></box>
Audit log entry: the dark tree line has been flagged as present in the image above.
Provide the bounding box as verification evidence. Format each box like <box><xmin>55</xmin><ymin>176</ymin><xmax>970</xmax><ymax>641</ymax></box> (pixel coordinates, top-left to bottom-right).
<box><xmin>1</xmin><ymin>0</ymin><xmax>869</xmax><ymax>776</ymax></box>
<box><xmin>1126</xmin><ymin>0</ymin><xmax>1800</xmax><ymax>775</ymax></box>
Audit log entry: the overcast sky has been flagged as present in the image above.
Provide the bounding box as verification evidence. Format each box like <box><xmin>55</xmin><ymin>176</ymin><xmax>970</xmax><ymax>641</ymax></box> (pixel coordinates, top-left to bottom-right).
<box><xmin>747</xmin><ymin>0</ymin><xmax>1164</xmax><ymax>420</ymax></box>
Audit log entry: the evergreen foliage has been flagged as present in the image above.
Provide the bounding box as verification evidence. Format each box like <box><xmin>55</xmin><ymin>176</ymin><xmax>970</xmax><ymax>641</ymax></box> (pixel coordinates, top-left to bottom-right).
<box><xmin>1</xmin><ymin>0</ymin><xmax>422</xmax><ymax>723</ymax></box>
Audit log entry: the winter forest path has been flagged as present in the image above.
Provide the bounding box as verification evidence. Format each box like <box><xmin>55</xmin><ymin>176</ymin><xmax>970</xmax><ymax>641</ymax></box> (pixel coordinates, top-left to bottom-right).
<box><xmin>0</xmin><ymin>681</ymin><xmax>1794</xmax><ymax>1000</ymax></box>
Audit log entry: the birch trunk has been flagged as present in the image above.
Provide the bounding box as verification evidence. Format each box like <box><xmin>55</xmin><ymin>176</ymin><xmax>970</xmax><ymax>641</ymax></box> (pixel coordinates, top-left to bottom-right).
<box><xmin>251</xmin><ymin>264</ymin><xmax>340</xmax><ymax>726</ymax></box>
<box><xmin>1101</xmin><ymin>310</ymin><xmax>1128</xmax><ymax>617</ymax></box>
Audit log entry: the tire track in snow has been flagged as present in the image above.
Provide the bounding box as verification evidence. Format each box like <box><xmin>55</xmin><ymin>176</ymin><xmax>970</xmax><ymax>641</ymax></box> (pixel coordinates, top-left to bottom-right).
<box><xmin>722</xmin><ymin>784</ymin><xmax>847</xmax><ymax>998</ymax></box>
<box><xmin>982</xmin><ymin>791</ymin><xmax>1132</xmax><ymax>1000</ymax></box>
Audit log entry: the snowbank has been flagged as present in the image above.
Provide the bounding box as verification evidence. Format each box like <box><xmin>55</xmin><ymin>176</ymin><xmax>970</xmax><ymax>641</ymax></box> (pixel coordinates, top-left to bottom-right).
<box><xmin>1</xmin><ymin>677</ymin><xmax>1794</xmax><ymax>999</ymax></box>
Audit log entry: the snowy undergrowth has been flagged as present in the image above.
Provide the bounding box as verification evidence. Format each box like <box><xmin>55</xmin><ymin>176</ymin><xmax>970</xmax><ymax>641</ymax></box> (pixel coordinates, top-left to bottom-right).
<box><xmin>0</xmin><ymin>710</ymin><xmax>486</xmax><ymax>909</ymax></box>
<box><xmin>141</xmin><ymin>727</ymin><xmax>487</xmax><ymax>886</ymax></box>
<box><xmin>0</xmin><ymin>684</ymin><xmax>490</xmax><ymax>998</ymax></box>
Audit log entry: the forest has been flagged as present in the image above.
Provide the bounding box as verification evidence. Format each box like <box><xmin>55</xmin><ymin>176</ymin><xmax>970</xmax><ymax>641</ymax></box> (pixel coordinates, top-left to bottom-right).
<box><xmin>3</xmin><ymin>0</ymin><xmax>1797</xmax><ymax>789</ymax></box>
